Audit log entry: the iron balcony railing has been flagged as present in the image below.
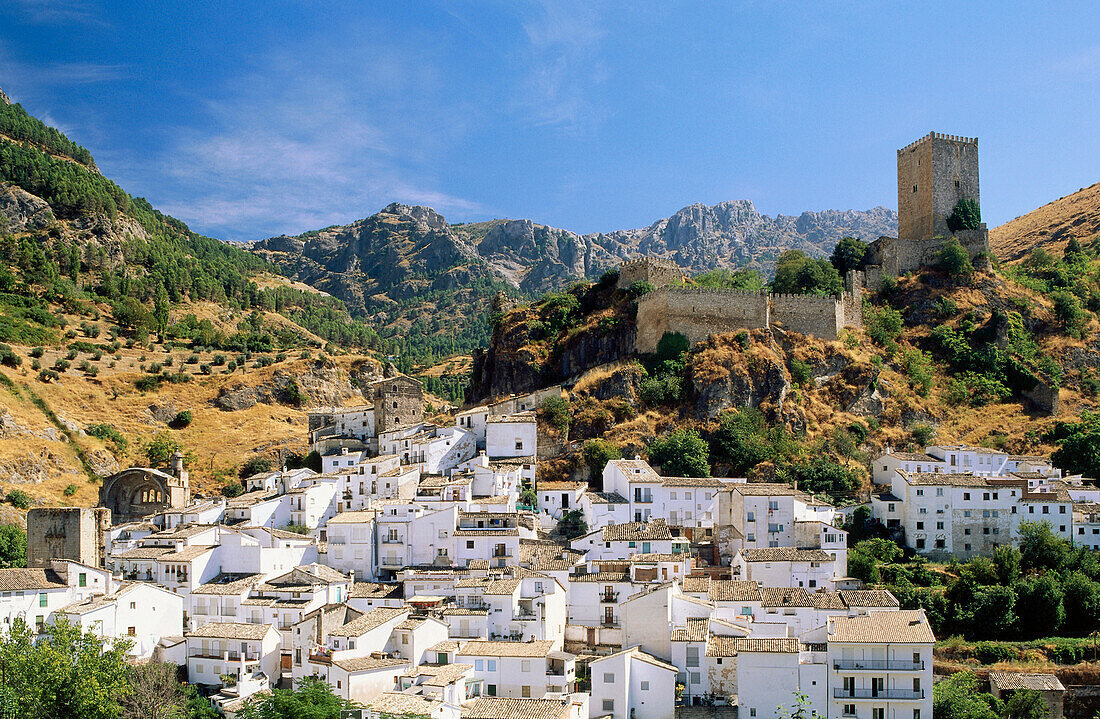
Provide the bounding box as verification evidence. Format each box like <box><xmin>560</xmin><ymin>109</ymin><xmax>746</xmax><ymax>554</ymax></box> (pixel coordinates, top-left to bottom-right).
<box><xmin>833</xmin><ymin>689</ymin><xmax>924</xmax><ymax>700</ymax></box>
<box><xmin>832</xmin><ymin>659</ymin><xmax>924</xmax><ymax>671</ymax></box>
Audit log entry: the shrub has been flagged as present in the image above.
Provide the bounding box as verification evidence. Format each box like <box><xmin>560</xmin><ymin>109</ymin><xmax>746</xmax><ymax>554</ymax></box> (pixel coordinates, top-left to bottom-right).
<box><xmin>599</xmin><ymin>268</ymin><xmax>620</xmax><ymax>286</ymax></box>
<box><xmin>282</xmin><ymin>523</ymin><xmax>311</xmax><ymax>535</ymax></box>
<box><xmin>220</xmin><ymin>481</ymin><xmax>244</xmax><ymax>498</ymax></box>
<box><xmin>582</xmin><ymin>439</ymin><xmax>622</xmax><ymax>480</ymax></box>
<box><xmin>866</xmin><ymin>305</ymin><xmax>904</xmax><ymax>349</ymax></box>
<box><xmin>239</xmin><ymin>456</ymin><xmax>273</xmax><ymax>479</ymax></box>
<box><xmin>557</xmin><ymin>510</ymin><xmax>588</xmax><ymax>540</ymax></box>
<box><xmin>6</xmin><ymin>489</ymin><xmax>31</xmax><ymax>509</ymax></box>
<box><xmin>933</xmin><ymin>296</ymin><xmax>958</xmax><ymax>320</ymax></box>
<box><xmin>648</xmin><ymin>429</ymin><xmax>710</xmax><ymax>477</ymax></box>
<box><xmin>938</xmin><ymin>237</ymin><xmax>975</xmax><ymax>282</ymax></box>
<box><xmin>830</xmin><ymin>236</ymin><xmax>870</xmax><ymax>275</ymax></box>
<box><xmin>212</xmin><ymin>354</ymin><xmax>227</xmax><ymax>366</ymax></box>
<box><xmin>789</xmin><ymin>358</ymin><xmax>812</xmax><ymax>386</ymax></box>
<box><xmin>899</xmin><ymin>347</ymin><xmax>934</xmax><ymax>396</ymax></box>
<box><xmin>65</xmin><ymin>349</ymin><xmax>77</xmax><ymax>360</ymax></box>
<box><xmin>29</xmin><ymin>347</ymin><xmax>43</xmax><ymax>358</ymax></box>
<box><xmin>538</xmin><ymin>397</ymin><xmax>571</xmax><ymax>434</ymax></box>
<box><xmin>169</xmin><ymin>410</ymin><xmax>193</xmax><ymax>429</ymax></box>
<box><xmin>733</xmin><ymin>330</ymin><xmax>750</xmax><ymax>349</ymax></box>
<box><xmin>0</xmin><ymin>348</ymin><xmax>21</xmax><ymax>368</ymax></box>
<box><xmin>30</xmin><ymin>359</ymin><xmax>40</xmax><ymax>370</ymax></box>
<box><xmin>1051</xmin><ymin>290</ymin><xmax>1089</xmax><ymax>339</ymax></box>
<box><xmin>539</xmin><ymin>293</ymin><xmax>581</xmax><ymax>333</ymax></box>
<box><xmin>199</xmin><ymin>363</ymin><xmax>212</xmax><ymax>375</ymax></box>
<box><xmin>910</xmin><ymin>422</ymin><xmax>936</xmax><ymax>446</ymax></box>
<box><xmin>37</xmin><ymin>369</ymin><xmax>59</xmax><ymax>382</ymax></box>
<box><xmin>63</xmin><ymin>484</ymin><xmax>77</xmax><ymax>496</ymax></box>
<box><xmin>628</xmin><ymin>280</ymin><xmax>654</xmax><ymax>298</ymax></box>
<box><xmin>185</xmin><ymin>354</ymin><xmax>199</xmax><ymax>364</ymax></box>
<box><xmin>946</xmin><ymin>198</ymin><xmax>981</xmax><ymax>232</ymax></box>
<box><xmin>639</xmin><ymin>374</ymin><xmax>682</xmax><ymax>405</ymax></box>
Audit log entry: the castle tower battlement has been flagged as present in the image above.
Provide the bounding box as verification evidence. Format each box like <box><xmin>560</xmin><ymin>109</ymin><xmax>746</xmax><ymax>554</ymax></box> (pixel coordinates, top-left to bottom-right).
<box><xmin>897</xmin><ymin>131</ymin><xmax>980</xmax><ymax>241</ymax></box>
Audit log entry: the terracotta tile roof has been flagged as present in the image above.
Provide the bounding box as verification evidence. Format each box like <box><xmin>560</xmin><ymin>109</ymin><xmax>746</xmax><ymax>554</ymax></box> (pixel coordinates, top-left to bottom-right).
<box><xmin>443</xmin><ymin>607</ymin><xmax>489</xmax><ymax>616</ymax></box>
<box><xmin>187</xmin><ymin>622</ymin><xmax>274</xmax><ymax>640</ymax></box>
<box><xmin>192</xmin><ymin>573</ymin><xmax>263</xmax><ymax>595</ymax></box>
<box><xmin>327</xmin><ymin>510</ymin><xmax>378</xmax><ymax>524</ymax></box>
<box><xmin>415</xmin><ymin>662</ymin><xmax>474</xmax><ymax>686</ymax></box>
<box><xmin>428</xmin><ymin>640</ymin><xmax>459</xmax><ymax>653</ymax></box>
<box><xmin>659</xmin><ymin>476</ymin><xmax>729</xmax><ymax>488</ymax></box>
<box><xmin>569</xmin><ymin>571</ymin><xmax>630</xmax><ymax>583</ymax></box>
<box><xmin>731</xmin><ymin>637</ymin><xmax>800</xmax><ymax>654</ymax></box>
<box><xmin>584</xmin><ymin>491</ymin><xmax>627</xmax><ymax>505</ymax></box>
<box><xmin>115</xmin><ymin>546</ymin><xmax>174</xmax><ymax>560</ymax></box>
<box><xmin>369</xmin><ymin>693</ymin><xmax>443</xmax><ymax>716</ymax></box>
<box><xmin>0</xmin><ymin>568</ymin><xmax>67</xmax><ymax>591</ymax></box>
<box><xmin>810</xmin><ymin>591</ymin><xmax>847</xmax><ymax>610</ymax></box>
<box><xmin>225</xmin><ymin>490</ymin><xmax>280</xmax><ymax>508</ymax></box>
<box><xmin>731</xmin><ymin>483</ymin><xmax>806</xmax><ymax>497</ymax></box>
<box><xmin>537</xmin><ymin>481</ymin><xmax>588</xmax><ymax>491</ymax></box>
<box><xmin>670</xmin><ymin>617</ymin><xmax>709</xmax><ymax>642</ymax></box>
<box><xmin>351</xmin><ymin>582</ymin><xmax>404</xmax><ymax>600</ymax></box>
<box><xmin>709</xmin><ymin>580</ymin><xmax>762</xmax><ymax>602</ymax></box>
<box><xmin>453</xmin><ymin>529</ymin><xmax>520</xmax><ymax>537</ymax></box>
<box><xmin>901</xmin><ymin>471</ymin><xmax>990</xmax><ymax>487</ymax></box>
<box><xmin>488</xmin><ymin>412</ymin><xmax>536</xmax><ymax>423</ymax></box>
<box><xmin>884</xmin><ymin>452</ymin><xmax>941</xmax><ymax>462</ymax></box>
<box><xmin>988</xmin><ymin>672</ymin><xmax>1065</xmax><ymax>692</ymax></box>
<box><xmin>838</xmin><ymin>589</ymin><xmax>900</xmax><ymax>608</ymax></box>
<box><xmin>680</xmin><ymin>576</ymin><xmax>710</xmax><ymax>593</ymax></box>
<box><xmin>761</xmin><ymin>587</ymin><xmax>813</xmax><ymax>608</ymax></box>
<box><xmin>631</xmin><ymin>553</ymin><xmax>689</xmax><ymax>562</ymax></box>
<box><xmin>462</xmin><ymin>697</ymin><xmax>571</xmax><ymax>719</ymax></box>
<box><xmin>828</xmin><ymin>610</ymin><xmax>935</xmax><ymax>643</ymax></box>
<box><xmin>328</xmin><ymin>607</ymin><xmax>408</xmax><ymax>637</ymax></box>
<box><xmin>740</xmin><ymin>547</ymin><xmax>833</xmax><ymax>562</ymax></box>
<box><xmin>457</xmin><ymin>639</ymin><xmax>555</xmax><ymax>657</ymax></box>
<box><xmin>155</xmin><ymin>545</ymin><xmax>217</xmax><ymax>562</ymax></box>
<box><xmin>331</xmin><ymin>656</ymin><xmax>409</xmax><ymax>672</ymax></box>
<box><xmin>602</xmin><ymin>518</ymin><xmax>672</xmax><ymax>542</ymax></box>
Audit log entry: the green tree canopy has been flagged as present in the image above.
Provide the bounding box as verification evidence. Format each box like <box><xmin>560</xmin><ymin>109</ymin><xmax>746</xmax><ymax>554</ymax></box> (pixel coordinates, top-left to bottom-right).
<box><xmin>946</xmin><ymin>198</ymin><xmax>982</xmax><ymax>232</ymax></box>
<box><xmin>770</xmin><ymin>250</ymin><xmax>844</xmax><ymax>296</ymax></box>
<box><xmin>236</xmin><ymin>677</ymin><xmax>354</xmax><ymax>719</ymax></box>
<box><xmin>0</xmin><ymin>617</ymin><xmax>132</xmax><ymax>719</ymax></box>
<box><xmin>0</xmin><ymin>523</ymin><xmax>27</xmax><ymax>568</ymax></box>
<box><xmin>557</xmin><ymin>510</ymin><xmax>588</xmax><ymax>540</ymax></box>
<box><xmin>829</xmin><ymin>236</ymin><xmax>870</xmax><ymax>275</ymax></box>
<box><xmin>648</xmin><ymin>428</ymin><xmax>710</xmax><ymax>477</ymax></box>
<box><xmin>933</xmin><ymin>671</ymin><xmax>1001</xmax><ymax>719</ymax></box>
<box><xmin>937</xmin><ymin>237</ymin><xmax>975</xmax><ymax>281</ymax></box>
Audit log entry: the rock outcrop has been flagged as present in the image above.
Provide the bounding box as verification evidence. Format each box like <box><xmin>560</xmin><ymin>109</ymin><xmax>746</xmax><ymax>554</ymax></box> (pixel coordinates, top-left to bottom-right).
<box><xmin>0</xmin><ymin>183</ymin><xmax>56</xmax><ymax>232</ymax></box>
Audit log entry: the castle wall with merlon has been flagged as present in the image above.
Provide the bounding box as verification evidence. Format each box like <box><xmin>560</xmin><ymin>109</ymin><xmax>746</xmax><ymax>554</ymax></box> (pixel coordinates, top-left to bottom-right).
<box><xmin>898</xmin><ymin>132</ymin><xmax>980</xmax><ymax>241</ymax></box>
<box><xmin>634</xmin><ymin>270</ymin><xmax>864</xmax><ymax>353</ymax></box>
<box><xmin>27</xmin><ymin>507</ymin><xmax>111</xmax><ymax>568</ymax></box>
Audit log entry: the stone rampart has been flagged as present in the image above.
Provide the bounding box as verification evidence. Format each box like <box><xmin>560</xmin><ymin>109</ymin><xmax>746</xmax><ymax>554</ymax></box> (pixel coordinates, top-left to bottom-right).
<box><xmin>635</xmin><ymin>287</ymin><xmax>769</xmax><ymax>353</ymax></box>
<box><xmin>770</xmin><ymin>292</ymin><xmax>844</xmax><ymax>339</ymax></box>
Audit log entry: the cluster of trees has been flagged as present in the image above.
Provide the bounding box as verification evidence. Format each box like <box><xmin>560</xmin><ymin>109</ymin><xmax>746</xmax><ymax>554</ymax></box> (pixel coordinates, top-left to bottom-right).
<box><xmin>853</xmin><ymin>523</ymin><xmax>1100</xmax><ymax>641</ymax></box>
<box><xmin>0</xmin><ymin>101</ymin><xmax>95</xmax><ymax>165</ymax></box>
<box><xmin>0</xmin><ymin>616</ymin><xmax>368</xmax><ymax>718</ymax></box>
<box><xmin>934</xmin><ymin>671</ymin><xmax>1048</xmax><ymax>719</ymax></box>
<box><xmin>1012</xmin><ymin>236</ymin><xmax>1097</xmax><ymax>339</ymax></box>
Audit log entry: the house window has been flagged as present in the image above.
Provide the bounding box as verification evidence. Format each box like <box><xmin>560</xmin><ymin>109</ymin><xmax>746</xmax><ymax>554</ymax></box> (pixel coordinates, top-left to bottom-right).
<box><xmin>522</xmin><ymin>660</ymin><xmax>531</xmax><ymax>672</ymax></box>
<box><xmin>78</xmin><ymin>573</ymin><xmax>87</xmax><ymax>587</ymax></box>
<box><xmin>521</xmin><ymin>686</ymin><xmax>531</xmax><ymax>698</ymax></box>
<box><xmin>640</xmin><ymin>681</ymin><xmax>650</xmax><ymax>690</ymax></box>
<box><xmin>602</xmin><ymin>700</ymin><xmax>614</xmax><ymax>712</ymax></box>
<box><xmin>127</xmin><ymin>626</ymin><xmax>136</xmax><ymax>636</ymax></box>
<box><xmin>603</xmin><ymin>673</ymin><xmax>614</xmax><ymax>684</ymax></box>
<box><xmin>487</xmin><ymin>685</ymin><xmax>497</xmax><ymax>697</ymax></box>
<box><xmin>39</xmin><ymin>593</ymin><xmax>47</xmax><ymax>608</ymax></box>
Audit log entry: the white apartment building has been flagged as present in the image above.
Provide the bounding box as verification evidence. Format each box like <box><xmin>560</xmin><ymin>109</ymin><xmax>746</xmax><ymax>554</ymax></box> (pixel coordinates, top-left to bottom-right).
<box><xmin>185</xmin><ymin>621</ymin><xmax>282</xmax><ymax>690</ymax></box>
<box><xmin>601</xmin><ymin>459</ymin><xmax>731</xmax><ymax>536</ymax></box>
<box><xmin>872</xmin><ymin>471</ymin><xmax>1074</xmax><ymax>558</ymax></box>
<box><xmin>288</xmin><ymin>479</ymin><xmax>340</xmax><ymax>529</ymax></box>
<box><xmin>536</xmin><ymin>481</ymin><xmax>588</xmax><ymax>529</ymax></box>
<box><xmin>825</xmin><ymin>610</ymin><xmax>934</xmax><ymax>719</ymax></box>
<box><xmin>455</xmin><ymin>640</ymin><xmax>576</xmax><ymax>699</ymax></box>
<box><xmin>570</xmin><ymin>518</ymin><xmax>689</xmax><ymax>562</ymax></box>
<box><xmin>872</xmin><ymin>445</ymin><xmax>1064</xmax><ymax>484</ymax></box>
<box><xmin>720</xmin><ymin>482</ymin><xmax>840</xmax><ymax>557</ymax></box>
<box><xmin>733</xmin><ymin>547</ymin><xmax>840</xmax><ymax>590</ymax></box>
<box><xmin>0</xmin><ymin>561</ymin><xmax>113</xmax><ymax>635</ymax></box>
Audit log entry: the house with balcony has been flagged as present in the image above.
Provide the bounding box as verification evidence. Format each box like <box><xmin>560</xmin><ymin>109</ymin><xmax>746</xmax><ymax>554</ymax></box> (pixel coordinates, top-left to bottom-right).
<box><xmin>397</xmin><ymin>662</ymin><xmax>479</xmax><ymax>707</ymax></box>
<box><xmin>348</xmin><ymin>581</ymin><xmax>405</xmax><ymax>612</ymax></box>
<box><xmin>873</xmin><ymin>445</ymin><xmax>1065</xmax><ymax>484</ymax></box>
<box><xmin>287</xmin><ymin>478</ymin><xmax>340</xmax><ymax>529</ymax></box>
<box><xmin>578</xmin><ymin>490</ymin><xmax>630</xmax><ymax>529</ymax></box>
<box><xmin>620</xmin><ymin>583</ymin><xmax>714</xmax><ymax>664</ymax></box>
<box><xmin>297</xmin><ymin>606</ymin><xmax>410</xmax><ymax>686</ymax></box>
<box><xmin>185</xmin><ymin>622</ymin><xmax>281</xmax><ymax>692</ymax></box>
<box><xmin>825</xmin><ymin>610</ymin><xmax>934</xmax><ymax>719</ymax></box>
<box><xmin>376</xmin><ymin>504</ymin><xmax>460</xmax><ymax>579</ymax></box>
<box><xmin>223</xmin><ymin>490</ymin><xmax>288</xmax><ymax>529</ymax></box>
<box><xmin>454</xmin><ymin>512</ymin><xmax>538</xmax><ymax>569</ymax></box>
<box><xmin>453</xmin><ymin>570</ymin><xmax>567</xmax><ymax>645</ymax></box>
<box><xmin>455</xmin><ymin>640</ymin><xmax>576</xmax><ymax>699</ymax></box>
<box><xmin>325</xmin><ymin>510</ymin><xmax>378</xmax><ymax>581</ymax></box>
<box><xmin>719</xmin><ymin>482</ymin><xmax>840</xmax><ymax>559</ymax></box>
<box><xmin>190</xmin><ymin>573</ymin><xmax>263</xmax><ymax>631</ymax></box>
<box><xmin>459</xmin><ymin>453</ymin><xmax>533</xmax><ymax>498</ymax></box>
<box><xmin>416</xmin><ymin>473</ymin><xmax>476</xmax><ymax>511</ymax></box>
<box><xmin>247</xmin><ymin>564</ymin><xmax>352</xmax><ymax>647</ymax></box>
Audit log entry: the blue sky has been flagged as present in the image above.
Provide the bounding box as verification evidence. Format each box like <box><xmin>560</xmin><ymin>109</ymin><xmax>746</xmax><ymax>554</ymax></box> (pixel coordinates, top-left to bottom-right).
<box><xmin>2</xmin><ymin>1</ymin><xmax>1098</xmax><ymax>242</ymax></box>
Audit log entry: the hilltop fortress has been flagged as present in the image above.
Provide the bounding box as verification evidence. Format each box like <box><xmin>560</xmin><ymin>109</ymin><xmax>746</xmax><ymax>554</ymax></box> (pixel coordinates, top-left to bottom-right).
<box><xmin>627</xmin><ymin>131</ymin><xmax>991</xmax><ymax>352</ymax></box>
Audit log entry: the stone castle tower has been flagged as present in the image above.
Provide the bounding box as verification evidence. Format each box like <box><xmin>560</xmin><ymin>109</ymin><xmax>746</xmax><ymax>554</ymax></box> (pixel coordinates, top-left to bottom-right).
<box><xmin>897</xmin><ymin>132</ymin><xmax>980</xmax><ymax>240</ymax></box>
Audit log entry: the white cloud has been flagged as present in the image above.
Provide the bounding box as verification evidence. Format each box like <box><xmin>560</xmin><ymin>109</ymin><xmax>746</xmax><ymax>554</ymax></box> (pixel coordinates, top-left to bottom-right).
<box><xmin>7</xmin><ymin>0</ymin><xmax>106</xmax><ymax>26</ymax></box>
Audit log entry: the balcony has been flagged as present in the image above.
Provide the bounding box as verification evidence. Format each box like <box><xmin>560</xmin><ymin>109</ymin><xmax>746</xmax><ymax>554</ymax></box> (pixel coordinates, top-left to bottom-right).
<box><xmin>833</xmin><ymin>659</ymin><xmax>924</xmax><ymax>672</ymax></box>
<box><xmin>381</xmin><ymin>537</ymin><xmax>404</xmax><ymax>544</ymax></box>
<box><xmin>514</xmin><ymin>612</ymin><xmax>537</xmax><ymax>621</ymax></box>
<box><xmin>382</xmin><ymin>557</ymin><xmax>403</xmax><ymax>566</ymax></box>
<box><xmin>492</xmin><ymin>549</ymin><xmax>513</xmax><ymax>558</ymax></box>
<box><xmin>600</xmin><ymin>592</ymin><xmax>619</xmax><ymax>603</ymax></box>
<box><xmin>600</xmin><ymin>619</ymin><xmax>620</xmax><ymax>628</ymax></box>
<box><xmin>833</xmin><ymin>689</ymin><xmax>924</xmax><ymax>700</ymax></box>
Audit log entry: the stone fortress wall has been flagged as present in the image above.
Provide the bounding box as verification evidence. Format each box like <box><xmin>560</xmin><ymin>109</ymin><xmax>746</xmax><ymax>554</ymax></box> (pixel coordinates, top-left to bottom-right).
<box><xmin>633</xmin><ymin>262</ymin><xmax>864</xmax><ymax>352</ymax></box>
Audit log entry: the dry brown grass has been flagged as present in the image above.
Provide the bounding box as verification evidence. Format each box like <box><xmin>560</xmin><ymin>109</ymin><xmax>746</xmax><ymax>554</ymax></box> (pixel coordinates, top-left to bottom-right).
<box><xmin>992</xmin><ymin>181</ymin><xmax>1100</xmax><ymax>264</ymax></box>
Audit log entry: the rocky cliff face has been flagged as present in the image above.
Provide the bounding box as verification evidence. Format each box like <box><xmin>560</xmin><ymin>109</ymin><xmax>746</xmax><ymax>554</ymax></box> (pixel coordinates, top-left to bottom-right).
<box><xmin>0</xmin><ymin>182</ymin><xmax>55</xmax><ymax>232</ymax></box>
<box><xmin>0</xmin><ymin>86</ymin><xmax>10</xmax><ymax>106</ymax></box>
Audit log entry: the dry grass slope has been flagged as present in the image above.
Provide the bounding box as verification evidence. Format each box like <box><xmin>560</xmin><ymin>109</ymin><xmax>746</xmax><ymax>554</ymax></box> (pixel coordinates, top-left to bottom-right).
<box><xmin>991</xmin><ymin>181</ymin><xmax>1100</xmax><ymax>264</ymax></box>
